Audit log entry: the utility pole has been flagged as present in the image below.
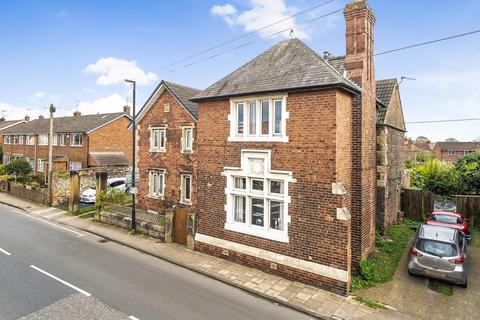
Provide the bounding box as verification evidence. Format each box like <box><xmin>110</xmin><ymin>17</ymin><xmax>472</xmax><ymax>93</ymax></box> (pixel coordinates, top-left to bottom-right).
<box><xmin>47</xmin><ymin>104</ymin><xmax>55</xmax><ymax>206</ymax></box>
<box><xmin>124</xmin><ymin>79</ymin><xmax>136</xmax><ymax>233</ymax></box>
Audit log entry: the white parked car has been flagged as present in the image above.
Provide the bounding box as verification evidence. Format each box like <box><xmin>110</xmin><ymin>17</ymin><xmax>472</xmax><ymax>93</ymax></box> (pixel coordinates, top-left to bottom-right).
<box><xmin>80</xmin><ymin>178</ymin><xmax>127</xmax><ymax>203</ymax></box>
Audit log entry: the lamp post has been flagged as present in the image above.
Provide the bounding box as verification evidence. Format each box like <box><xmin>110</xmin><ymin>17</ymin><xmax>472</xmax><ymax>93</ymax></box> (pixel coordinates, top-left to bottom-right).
<box><xmin>125</xmin><ymin>79</ymin><xmax>136</xmax><ymax>233</ymax></box>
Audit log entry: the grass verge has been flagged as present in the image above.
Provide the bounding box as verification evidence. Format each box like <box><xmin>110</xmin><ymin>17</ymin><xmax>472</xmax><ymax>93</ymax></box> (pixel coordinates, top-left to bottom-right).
<box><xmin>352</xmin><ymin>296</ymin><xmax>385</xmax><ymax>309</ymax></box>
<box><xmin>351</xmin><ymin>218</ymin><xmax>421</xmax><ymax>291</ymax></box>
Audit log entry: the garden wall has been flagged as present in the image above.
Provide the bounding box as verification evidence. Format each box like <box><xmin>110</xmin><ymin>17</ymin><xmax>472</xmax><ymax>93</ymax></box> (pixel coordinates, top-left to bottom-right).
<box><xmin>51</xmin><ymin>167</ymin><xmax>130</xmax><ymax>206</ymax></box>
<box><xmin>0</xmin><ymin>181</ymin><xmax>48</xmax><ymax>205</ymax></box>
<box><xmin>401</xmin><ymin>188</ymin><xmax>434</xmax><ymax>221</ymax></box>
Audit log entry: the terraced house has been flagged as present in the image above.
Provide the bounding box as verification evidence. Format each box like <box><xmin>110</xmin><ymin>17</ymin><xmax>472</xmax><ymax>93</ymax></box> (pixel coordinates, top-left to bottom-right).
<box><xmin>1</xmin><ymin>108</ymin><xmax>132</xmax><ymax>175</ymax></box>
<box><xmin>189</xmin><ymin>0</ymin><xmax>404</xmax><ymax>295</ymax></box>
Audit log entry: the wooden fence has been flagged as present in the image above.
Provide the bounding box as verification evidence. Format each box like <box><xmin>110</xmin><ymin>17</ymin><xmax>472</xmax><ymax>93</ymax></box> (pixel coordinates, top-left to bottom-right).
<box><xmin>401</xmin><ymin>188</ymin><xmax>434</xmax><ymax>221</ymax></box>
<box><xmin>455</xmin><ymin>195</ymin><xmax>480</xmax><ymax>228</ymax></box>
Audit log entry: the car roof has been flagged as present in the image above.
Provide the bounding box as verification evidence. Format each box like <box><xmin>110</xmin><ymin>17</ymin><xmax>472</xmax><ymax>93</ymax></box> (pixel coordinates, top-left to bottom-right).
<box><xmin>432</xmin><ymin>211</ymin><xmax>462</xmax><ymax>217</ymax></box>
<box><xmin>419</xmin><ymin>224</ymin><xmax>457</xmax><ymax>243</ymax></box>
<box><xmin>107</xmin><ymin>177</ymin><xmax>126</xmax><ymax>183</ymax></box>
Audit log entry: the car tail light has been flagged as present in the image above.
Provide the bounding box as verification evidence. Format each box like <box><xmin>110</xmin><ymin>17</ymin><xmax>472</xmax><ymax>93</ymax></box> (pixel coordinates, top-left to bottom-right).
<box><xmin>409</xmin><ymin>247</ymin><xmax>422</xmax><ymax>257</ymax></box>
<box><xmin>449</xmin><ymin>257</ymin><xmax>465</xmax><ymax>264</ymax></box>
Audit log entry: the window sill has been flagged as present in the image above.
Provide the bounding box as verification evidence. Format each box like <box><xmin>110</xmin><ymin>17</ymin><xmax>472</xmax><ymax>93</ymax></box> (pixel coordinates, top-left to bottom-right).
<box><xmin>180</xmin><ymin>200</ymin><xmax>192</xmax><ymax>206</ymax></box>
<box><xmin>150</xmin><ymin>149</ymin><xmax>166</xmax><ymax>153</ymax></box>
<box><xmin>148</xmin><ymin>194</ymin><xmax>164</xmax><ymax>199</ymax></box>
<box><xmin>227</xmin><ymin>136</ymin><xmax>289</xmax><ymax>143</ymax></box>
<box><xmin>224</xmin><ymin>222</ymin><xmax>289</xmax><ymax>243</ymax></box>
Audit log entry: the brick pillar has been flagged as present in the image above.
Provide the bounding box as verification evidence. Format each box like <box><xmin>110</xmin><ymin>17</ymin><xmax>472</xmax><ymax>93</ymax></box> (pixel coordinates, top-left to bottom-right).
<box><xmin>69</xmin><ymin>171</ymin><xmax>80</xmax><ymax>215</ymax></box>
<box><xmin>344</xmin><ymin>0</ymin><xmax>377</xmax><ymax>266</ymax></box>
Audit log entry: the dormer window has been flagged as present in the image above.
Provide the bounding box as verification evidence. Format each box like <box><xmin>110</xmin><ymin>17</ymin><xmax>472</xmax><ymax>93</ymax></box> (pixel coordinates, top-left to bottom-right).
<box><xmin>229</xmin><ymin>95</ymin><xmax>288</xmax><ymax>142</ymax></box>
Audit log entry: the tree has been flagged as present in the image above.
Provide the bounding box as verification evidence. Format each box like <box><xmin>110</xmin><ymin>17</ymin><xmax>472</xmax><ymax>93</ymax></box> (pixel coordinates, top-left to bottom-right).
<box><xmin>456</xmin><ymin>152</ymin><xmax>480</xmax><ymax>195</ymax></box>
<box><xmin>5</xmin><ymin>158</ymin><xmax>32</xmax><ymax>178</ymax></box>
<box><xmin>410</xmin><ymin>158</ymin><xmax>461</xmax><ymax>196</ymax></box>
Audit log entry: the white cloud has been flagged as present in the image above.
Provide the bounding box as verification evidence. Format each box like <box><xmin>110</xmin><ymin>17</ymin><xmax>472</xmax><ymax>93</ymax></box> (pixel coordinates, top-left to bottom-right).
<box><xmin>30</xmin><ymin>91</ymin><xmax>46</xmax><ymax>100</ymax></box>
<box><xmin>211</xmin><ymin>0</ymin><xmax>309</xmax><ymax>39</ymax></box>
<box><xmin>77</xmin><ymin>93</ymin><xmax>127</xmax><ymax>115</ymax></box>
<box><xmin>0</xmin><ymin>101</ymin><xmax>43</xmax><ymax>120</ymax></box>
<box><xmin>49</xmin><ymin>93</ymin><xmax>61</xmax><ymax>100</ymax></box>
<box><xmin>83</xmin><ymin>57</ymin><xmax>158</xmax><ymax>86</ymax></box>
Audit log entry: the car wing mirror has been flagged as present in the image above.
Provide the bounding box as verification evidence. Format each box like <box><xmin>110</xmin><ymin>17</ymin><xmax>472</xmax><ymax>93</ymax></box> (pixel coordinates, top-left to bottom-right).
<box><xmin>466</xmin><ymin>235</ymin><xmax>472</xmax><ymax>241</ymax></box>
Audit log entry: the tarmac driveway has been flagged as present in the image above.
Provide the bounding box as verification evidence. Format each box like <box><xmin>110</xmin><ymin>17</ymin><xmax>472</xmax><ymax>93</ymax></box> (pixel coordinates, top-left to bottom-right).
<box><xmin>357</xmin><ymin>238</ymin><xmax>480</xmax><ymax>320</ymax></box>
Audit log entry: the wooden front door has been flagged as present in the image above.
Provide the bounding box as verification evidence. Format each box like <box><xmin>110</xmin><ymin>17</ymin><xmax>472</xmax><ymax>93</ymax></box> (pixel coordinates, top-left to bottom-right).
<box><xmin>174</xmin><ymin>208</ymin><xmax>188</xmax><ymax>245</ymax></box>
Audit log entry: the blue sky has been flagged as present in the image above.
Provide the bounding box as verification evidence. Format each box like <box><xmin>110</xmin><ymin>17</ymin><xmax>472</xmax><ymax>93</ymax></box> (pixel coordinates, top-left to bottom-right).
<box><xmin>0</xmin><ymin>0</ymin><xmax>479</xmax><ymax>141</ymax></box>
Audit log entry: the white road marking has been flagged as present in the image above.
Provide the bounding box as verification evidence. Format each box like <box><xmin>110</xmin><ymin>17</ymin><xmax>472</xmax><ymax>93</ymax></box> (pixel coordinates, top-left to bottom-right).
<box><xmin>0</xmin><ymin>247</ymin><xmax>11</xmax><ymax>256</ymax></box>
<box><xmin>129</xmin><ymin>316</ymin><xmax>140</xmax><ymax>320</ymax></box>
<box><xmin>14</xmin><ymin>210</ymin><xmax>86</xmax><ymax>237</ymax></box>
<box><xmin>30</xmin><ymin>265</ymin><xmax>91</xmax><ymax>296</ymax></box>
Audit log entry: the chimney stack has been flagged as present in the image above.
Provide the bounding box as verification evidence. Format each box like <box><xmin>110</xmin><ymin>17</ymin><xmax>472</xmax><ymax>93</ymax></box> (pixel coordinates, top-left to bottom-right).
<box><xmin>25</xmin><ymin>115</ymin><xmax>30</xmax><ymax>122</ymax></box>
<box><xmin>39</xmin><ymin>115</ymin><xmax>45</xmax><ymax>120</ymax></box>
<box><xmin>73</xmin><ymin>111</ymin><xmax>81</xmax><ymax>117</ymax></box>
<box><xmin>123</xmin><ymin>105</ymin><xmax>131</xmax><ymax>115</ymax></box>
<box><xmin>343</xmin><ymin>0</ymin><xmax>377</xmax><ymax>268</ymax></box>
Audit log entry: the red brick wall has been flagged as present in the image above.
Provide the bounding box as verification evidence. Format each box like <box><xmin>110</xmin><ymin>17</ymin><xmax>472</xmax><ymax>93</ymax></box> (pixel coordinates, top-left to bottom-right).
<box><xmin>136</xmin><ymin>89</ymin><xmax>196</xmax><ymax>216</ymax></box>
<box><xmin>88</xmin><ymin>116</ymin><xmax>133</xmax><ymax>164</ymax></box>
<box><xmin>344</xmin><ymin>0</ymin><xmax>377</xmax><ymax>266</ymax></box>
<box><xmin>195</xmin><ymin>89</ymin><xmax>353</xmax><ymax>294</ymax></box>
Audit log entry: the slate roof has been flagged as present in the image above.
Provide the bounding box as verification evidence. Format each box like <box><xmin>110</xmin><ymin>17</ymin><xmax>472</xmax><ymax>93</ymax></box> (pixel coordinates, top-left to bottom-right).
<box><xmin>192</xmin><ymin>39</ymin><xmax>360</xmax><ymax>101</ymax></box>
<box><xmin>163</xmin><ymin>81</ymin><xmax>201</xmax><ymax>117</ymax></box>
<box><xmin>376</xmin><ymin>79</ymin><xmax>397</xmax><ymax>106</ymax></box>
<box><xmin>436</xmin><ymin>142</ymin><xmax>480</xmax><ymax>151</ymax></box>
<box><xmin>89</xmin><ymin>152</ymin><xmax>129</xmax><ymax>167</ymax></box>
<box><xmin>0</xmin><ymin>120</ymin><xmax>24</xmax><ymax>131</ymax></box>
<box><xmin>1</xmin><ymin>112</ymin><xmax>131</xmax><ymax>135</ymax></box>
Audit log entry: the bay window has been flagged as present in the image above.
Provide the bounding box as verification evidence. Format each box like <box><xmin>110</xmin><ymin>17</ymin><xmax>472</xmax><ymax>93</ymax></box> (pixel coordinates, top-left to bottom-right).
<box><xmin>224</xmin><ymin>150</ymin><xmax>293</xmax><ymax>242</ymax></box>
<box><xmin>229</xmin><ymin>95</ymin><xmax>288</xmax><ymax>142</ymax></box>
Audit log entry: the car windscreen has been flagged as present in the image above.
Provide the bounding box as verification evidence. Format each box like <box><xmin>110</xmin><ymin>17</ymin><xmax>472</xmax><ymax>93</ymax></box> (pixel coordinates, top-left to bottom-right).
<box><xmin>416</xmin><ymin>239</ymin><xmax>457</xmax><ymax>258</ymax></box>
<box><xmin>432</xmin><ymin>214</ymin><xmax>460</xmax><ymax>224</ymax></box>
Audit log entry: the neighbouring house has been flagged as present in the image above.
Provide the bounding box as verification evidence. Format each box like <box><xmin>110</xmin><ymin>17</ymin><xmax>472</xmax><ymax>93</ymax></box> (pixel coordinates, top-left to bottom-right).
<box><xmin>0</xmin><ymin>117</ymin><xmax>27</xmax><ymax>153</ymax></box>
<box><xmin>190</xmin><ymin>0</ymin><xmax>382</xmax><ymax>295</ymax></box>
<box><xmin>135</xmin><ymin>81</ymin><xmax>200</xmax><ymax>245</ymax></box>
<box><xmin>326</xmin><ymin>60</ymin><xmax>406</xmax><ymax>233</ymax></box>
<box><xmin>434</xmin><ymin>141</ymin><xmax>480</xmax><ymax>163</ymax></box>
<box><xmin>404</xmin><ymin>137</ymin><xmax>434</xmax><ymax>160</ymax></box>
<box><xmin>1</xmin><ymin>108</ymin><xmax>132</xmax><ymax>176</ymax></box>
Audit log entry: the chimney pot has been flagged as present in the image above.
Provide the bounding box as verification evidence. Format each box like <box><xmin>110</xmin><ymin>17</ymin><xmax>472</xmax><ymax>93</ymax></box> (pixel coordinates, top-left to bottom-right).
<box><xmin>25</xmin><ymin>115</ymin><xmax>30</xmax><ymax>122</ymax></box>
<box><xmin>73</xmin><ymin>111</ymin><xmax>81</xmax><ymax>117</ymax></box>
<box><xmin>39</xmin><ymin>115</ymin><xmax>44</xmax><ymax>120</ymax></box>
<box><xmin>123</xmin><ymin>105</ymin><xmax>131</xmax><ymax>115</ymax></box>
<box><xmin>323</xmin><ymin>51</ymin><xmax>333</xmax><ymax>60</ymax></box>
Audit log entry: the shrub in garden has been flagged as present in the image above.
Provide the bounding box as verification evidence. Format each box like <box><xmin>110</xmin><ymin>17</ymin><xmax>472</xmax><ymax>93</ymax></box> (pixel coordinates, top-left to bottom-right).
<box><xmin>456</xmin><ymin>152</ymin><xmax>480</xmax><ymax>195</ymax></box>
<box><xmin>5</xmin><ymin>159</ymin><xmax>32</xmax><ymax>180</ymax></box>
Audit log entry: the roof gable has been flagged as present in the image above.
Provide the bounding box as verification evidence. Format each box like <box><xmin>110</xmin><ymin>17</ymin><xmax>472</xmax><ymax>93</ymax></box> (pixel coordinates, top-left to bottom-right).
<box><xmin>192</xmin><ymin>39</ymin><xmax>360</xmax><ymax>101</ymax></box>
<box><xmin>136</xmin><ymin>80</ymin><xmax>201</xmax><ymax>124</ymax></box>
<box><xmin>0</xmin><ymin>120</ymin><xmax>25</xmax><ymax>131</ymax></box>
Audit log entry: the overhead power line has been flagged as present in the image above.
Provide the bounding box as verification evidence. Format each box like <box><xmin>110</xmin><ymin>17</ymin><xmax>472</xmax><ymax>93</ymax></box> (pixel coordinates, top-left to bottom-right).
<box><xmin>374</xmin><ymin>29</ymin><xmax>480</xmax><ymax>56</ymax></box>
<box><xmin>161</xmin><ymin>0</ymin><xmax>338</xmax><ymax>69</ymax></box>
<box><xmin>406</xmin><ymin>118</ymin><xmax>480</xmax><ymax>124</ymax></box>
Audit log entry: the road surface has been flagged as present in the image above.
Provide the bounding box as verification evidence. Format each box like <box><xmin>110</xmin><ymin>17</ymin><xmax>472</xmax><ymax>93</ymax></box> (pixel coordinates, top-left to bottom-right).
<box><xmin>0</xmin><ymin>203</ymin><xmax>312</xmax><ymax>320</ymax></box>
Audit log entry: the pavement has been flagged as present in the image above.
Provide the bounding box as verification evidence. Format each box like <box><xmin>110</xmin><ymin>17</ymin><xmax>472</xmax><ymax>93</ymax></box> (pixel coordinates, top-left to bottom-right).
<box><xmin>357</xmin><ymin>238</ymin><xmax>480</xmax><ymax>320</ymax></box>
<box><xmin>0</xmin><ymin>192</ymin><xmax>417</xmax><ymax>320</ymax></box>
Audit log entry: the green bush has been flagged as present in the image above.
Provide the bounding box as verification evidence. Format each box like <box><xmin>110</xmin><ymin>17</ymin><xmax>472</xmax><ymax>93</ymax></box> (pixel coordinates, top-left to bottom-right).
<box><xmin>101</xmin><ymin>187</ymin><xmax>132</xmax><ymax>206</ymax></box>
<box><xmin>410</xmin><ymin>158</ymin><xmax>461</xmax><ymax>196</ymax></box>
<box><xmin>0</xmin><ymin>164</ymin><xmax>6</xmax><ymax>176</ymax></box>
<box><xmin>5</xmin><ymin>159</ymin><xmax>32</xmax><ymax>178</ymax></box>
<box><xmin>456</xmin><ymin>152</ymin><xmax>480</xmax><ymax>195</ymax></box>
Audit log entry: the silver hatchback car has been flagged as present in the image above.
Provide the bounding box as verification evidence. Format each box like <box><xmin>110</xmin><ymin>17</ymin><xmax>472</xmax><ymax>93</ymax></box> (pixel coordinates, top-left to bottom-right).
<box><xmin>408</xmin><ymin>224</ymin><xmax>471</xmax><ymax>287</ymax></box>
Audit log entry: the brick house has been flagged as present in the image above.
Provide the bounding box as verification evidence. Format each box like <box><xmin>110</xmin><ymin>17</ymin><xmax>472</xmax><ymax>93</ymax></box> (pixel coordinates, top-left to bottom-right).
<box><xmin>190</xmin><ymin>0</ymin><xmax>380</xmax><ymax>295</ymax></box>
<box><xmin>1</xmin><ymin>108</ymin><xmax>132</xmax><ymax>175</ymax></box>
<box><xmin>0</xmin><ymin>117</ymin><xmax>27</xmax><ymax>149</ymax></box>
<box><xmin>404</xmin><ymin>137</ymin><xmax>434</xmax><ymax>160</ymax></box>
<box><xmin>135</xmin><ymin>81</ymin><xmax>200</xmax><ymax>225</ymax></box>
<box><xmin>434</xmin><ymin>141</ymin><xmax>479</xmax><ymax>163</ymax></box>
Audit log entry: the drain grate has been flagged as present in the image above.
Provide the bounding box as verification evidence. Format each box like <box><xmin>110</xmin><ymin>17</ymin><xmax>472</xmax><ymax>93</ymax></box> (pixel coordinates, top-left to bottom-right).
<box><xmin>98</xmin><ymin>239</ymin><xmax>109</xmax><ymax>243</ymax></box>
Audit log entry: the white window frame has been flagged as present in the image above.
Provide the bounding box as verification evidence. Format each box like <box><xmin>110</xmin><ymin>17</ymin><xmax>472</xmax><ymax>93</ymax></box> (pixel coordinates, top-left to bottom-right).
<box><xmin>149</xmin><ymin>126</ymin><xmax>166</xmax><ymax>152</ymax></box>
<box><xmin>38</xmin><ymin>134</ymin><xmax>48</xmax><ymax>146</ymax></box>
<box><xmin>3</xmin><ymin>154</ymin><xmax>11</xmax><ymax>164</ymax></box>
<box><xmin>69</xmin><ymin>161</ymin><xmax>82</xmax><ymax>170</ymax></box>
<box><xmin>180</xmin><ymin>174</ymin><xmax>193</xmax><ymax>205</ymax></box>
<box><xmin>18</xmin><ymin>135</ymin><xmax>24</xmax><ymax>145</ymax></box>
<box><xmin>228</xmin><ymin>94</ymin><xmax>289</xmax><ymax>143</ymax></box>
<box><xmin>148</xmin><ymin>169</ymin><xmax>165</xmax><ymax>198</ymax></box>
<box><xmin>223</xmin><ymin>150</ymin><xmax>295</xmax><ymax>243</ymax></box>
<box><xmin>52</xmin><ymin>134</ymin><xmax>58</xmax><ymax>146</ymax></box>
<box><xmin>37</xmin><ymin>159</ymin><xmax>47</xmax><ymax>172</ymax></box>
<box><xmin>70</xmin><ymin>133</ymin><xmax>83</xmax><ymax>147</ymax></box>
<box><xmin>181</xmin><ymin>125</ymin><xmax>194</xmax><ymax>153</ymax></box>
<box><xmin>447</xmin><ymin>150</ymin><xmax>455</xmax><ymax>155</ymax></box>
<box><xmin>13</xmin><ymin>135</ymin><xmax>18</xmax><ymax>145</ymax></box>
<box><xmin>59</xmin><ymin>134</ymin><xmax>66</xmax><ymax>146</ymax></box>
<box><xmin>25</xmin><ymin>135</ymin><xmax>34</xmax><ymax>145</ymax></box>
<box><xmin>4</xmin><ymin>136</ymin><xmax>10</xmax><ymax>144</ymax></box>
